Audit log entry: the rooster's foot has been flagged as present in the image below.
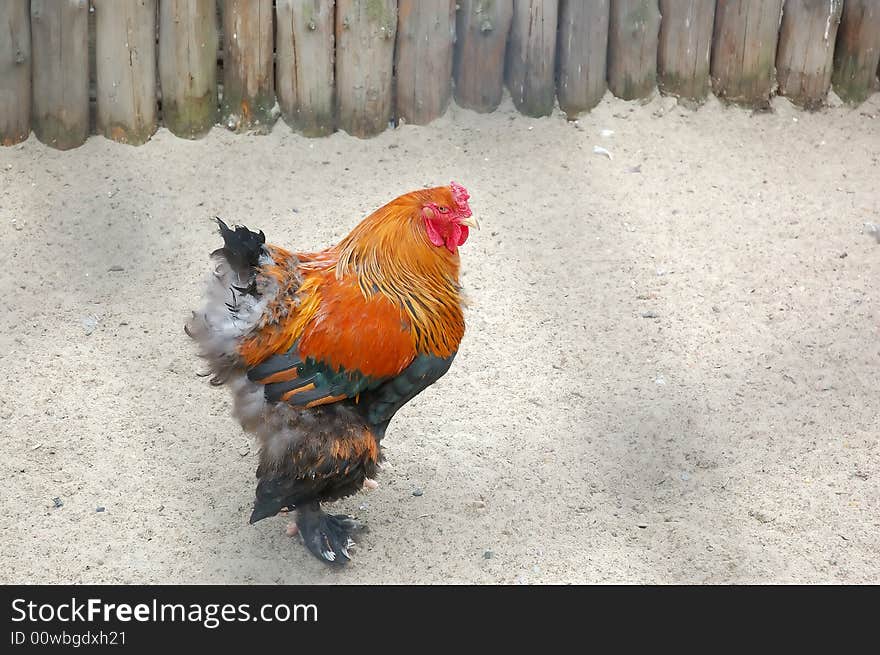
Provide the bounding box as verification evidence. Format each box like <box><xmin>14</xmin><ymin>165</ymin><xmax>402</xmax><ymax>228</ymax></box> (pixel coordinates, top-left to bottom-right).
<box><xmin>295</xmin><ymin>503</ymin><xmax>364</xmax><ymax>565</ymax></box>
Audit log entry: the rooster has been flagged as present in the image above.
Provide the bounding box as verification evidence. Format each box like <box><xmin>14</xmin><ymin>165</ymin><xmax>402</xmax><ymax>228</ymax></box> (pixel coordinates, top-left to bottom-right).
<box><xmin>186</xmin><ymin>183</ymin><xmax>476</xmax><ymax>565</ymax></box>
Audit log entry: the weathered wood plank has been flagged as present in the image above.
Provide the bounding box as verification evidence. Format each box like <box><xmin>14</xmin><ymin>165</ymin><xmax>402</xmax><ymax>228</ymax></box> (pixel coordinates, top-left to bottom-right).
<box><xmin>395</xmin><ymin>0</ymin><xmax>455</xmax><ymax>125</ymax></box>
<box><xmin>159</xmin><ymin>0</ymin><xmax>218</xmax><ymax>138</ymax></box>
<box><xmin>506</xmin><ymin>0</ymin><xmax>558</xmax><ymax>117</ymax></box>
<box><xmin>710</xmin><ymin>0</ymin><xmax>783</xmax><ymax>108</ymax></box>
<box><xmin>556</xmin><ymin>0</ymin><xmax>609</xmax><ymax>117</ymax></box>
<box><xmin>658</xmin><ymin>0</ymin><xmax>716</xmax><ymax>103</ymax></box>
<box><xmin>30</xmin><ymin>0</ymin><xmax>90</xmax><ymax>150</ymax></box>
<box><xmin>0</xmin><ymin>0</ymin><xmax>31</xmax><ymax>145</ymax></box>
<box><xmin>335</xmin><ymin>0</ymin><xmax>397</xmax><ymax>138</ymax></box>
<box><xmin>88</xmin><ymin>4</ymin><xmax>96</xmax><ymax>134</ymax></box>
<box><xmin>94</xmin><ymin>0</ymin><xmax>158</xmax><ymax>145</ymax></box>
<box><xmin>832</xmin><ymin>0</ymin><xmax>880</xmax><ymax>105</ymax></box>
<box><xmin>776</xmin><ymin>0</ymin><xmax>842</xmax><ymax>109</ymax></box>
<box><xmin>453</xmin><ymin>0</ymin><xmax>514</xmax><ymax>113</ymax></box>
<box><xmin>276</xmin><ymin>0</ymin><xmax>335</xmax><ymax>136</ymax></box>
<box><xmin>220</xmin><ymin>0</ymin><xmax>275</xmax><ymax>133</ymax></box>
<box><xmin>607</xmin><ymin>0</ymin><xmax>661</xmax><ymax>100</ymax></box>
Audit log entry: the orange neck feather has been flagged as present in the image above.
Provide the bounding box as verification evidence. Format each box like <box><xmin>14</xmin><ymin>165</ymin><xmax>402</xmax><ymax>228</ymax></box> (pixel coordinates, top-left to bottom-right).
<box><xmin>330</xmin><ymin>194</ymin><xmax>465</xmax><ymax>358</ymax></box>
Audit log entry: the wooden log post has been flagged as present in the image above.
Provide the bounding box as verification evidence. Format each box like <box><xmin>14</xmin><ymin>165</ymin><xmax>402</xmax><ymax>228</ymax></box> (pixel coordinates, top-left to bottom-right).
<box><xmin>276</xmin><ymin>0</ymin><xmax>335</xmax><ymax>137</ymax></box>
<box><xmin>30</xmin><ymin>0</ymin><xmax>89</xmax><ymax>150</ymax></box>
<box><xmin>832</xmin><ymin>0</ymin><xmax>880</xmax><ymax>105</ymax></box>
<box><xmin>776</xmin><ymin>0</ymin><xmax>842</xmax><ymax>109</ymax></box>
<box><xmin>94</xmin><ymin>0</ymin><xmax>158</xmax><ymax>145</ymax></box>
<box><xmin>607</xmin><ymin>0</ymin><xmax>661</xmax><ymax>101</ymax></box>
<box><xmin>710</xmin><ymin>0</ymin><xmax>784</xmax><ymax>108</ymax></box>
<box><xmin>221</xmin><ymin>0</ymin><xmax>275</xmax><ymax>133</ymax></box>
<box><xmin>658</xmin><ymin>0</ymin><xmax>716</xmax><ymax>103</ymax></box>
<box><xmin>159</xmin><ymin>0</ymin><xmax>218</xmax><ymax>139</ymax></box>
<box><xmin>0</xmin><ymin>0</ymin><xmax>31</xmax><ymax>146</ymax></box>
<box><xmin>395</xmin><ymin>0</ymin><xmax>455</xmax><ymax>125</ymax></box>
<box><xmin>453</xmin><ymin>0</ymin><xmax>514</xmax><ymax>113</ymax></box>
<box><xmin>505</xmin><ymin>0</ymin><xmax>558</xmax><ymax>117</ymax></box>
<box><xmin>335</xmin><ymin>0</ymin><xmax>397</xmax><ymax>138</ymax></box>
<box><xmin>556</xmin><ymin>0</ymin><xmax>609</xmax><ymax>117</ymax></box>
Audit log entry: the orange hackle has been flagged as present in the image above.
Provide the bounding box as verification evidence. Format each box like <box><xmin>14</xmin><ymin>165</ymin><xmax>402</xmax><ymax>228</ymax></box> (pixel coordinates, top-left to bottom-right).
<box><xmin>239</xmin><ymin>185</ymin><xmax>467</xmax><ymax>378</ymax></box>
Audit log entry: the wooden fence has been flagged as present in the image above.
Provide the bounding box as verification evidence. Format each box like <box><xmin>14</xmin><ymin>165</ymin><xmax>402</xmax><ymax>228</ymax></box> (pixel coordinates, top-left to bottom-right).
<box><xmin>2</xmin><ymin>0</ymin><xmax>879</xmax><ymax>149</ymax></box>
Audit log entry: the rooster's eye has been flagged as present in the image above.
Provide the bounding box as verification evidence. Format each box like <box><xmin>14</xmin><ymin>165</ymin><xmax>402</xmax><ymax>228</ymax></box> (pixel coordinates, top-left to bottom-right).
<box><xmin>438</xmin><ymin>206</ymin><xmax>449</xmax><ymax>214</ymax></box>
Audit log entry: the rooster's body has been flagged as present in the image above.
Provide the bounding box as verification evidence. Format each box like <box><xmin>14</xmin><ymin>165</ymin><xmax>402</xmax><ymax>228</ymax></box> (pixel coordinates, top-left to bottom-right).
<box><xmin>187</xmin><ymin>183</ymin><xmax>474</xmax><ymax>564</ymax></box>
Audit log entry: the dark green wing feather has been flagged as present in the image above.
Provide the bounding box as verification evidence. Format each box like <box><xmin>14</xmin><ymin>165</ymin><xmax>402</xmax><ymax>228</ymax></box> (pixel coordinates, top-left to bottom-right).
<box><xmin>248</xmin><ymin>346</ymin><xmax>455</xmax><ymax>422</ymax></box>
<box><xmin>359</xmin><ymin>353</ymin><xmax>456</xmax><ymax>426</ymax></box>
<box><xmin>247</xmin><ymin>341</ymin><xmax>385</xmax><ymax>406</ymax></box>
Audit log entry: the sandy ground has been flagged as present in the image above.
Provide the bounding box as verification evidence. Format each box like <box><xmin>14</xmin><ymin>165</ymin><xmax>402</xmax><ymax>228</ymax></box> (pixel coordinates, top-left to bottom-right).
<box><xmin>1</xmin><ymin>91</ymin><xmax>878</xmax><ymax>584</ymax></box>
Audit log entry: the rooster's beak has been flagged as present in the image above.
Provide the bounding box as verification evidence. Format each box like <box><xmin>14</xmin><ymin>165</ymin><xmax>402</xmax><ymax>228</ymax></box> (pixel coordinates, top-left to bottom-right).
<box><xmin>459</xmin><ymin>216</ymin><xmax>480</xmax><ymax>230</ymax></box>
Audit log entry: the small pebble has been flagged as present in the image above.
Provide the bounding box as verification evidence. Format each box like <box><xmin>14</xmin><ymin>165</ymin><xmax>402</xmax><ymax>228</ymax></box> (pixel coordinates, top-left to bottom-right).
<box><xmin>483</xmin><ymin>550</ymin><xmax>494</xmax><ymax>559</ymax></box>
<box><xmin>108</xmin><ymin>265</ymin><xmax>125</xmax><ymax>272</ymax></box>
<box><xmin>95</xmin><ymin>506</ymin><xmax>105</xmax><ymax>513</ymax></box>
<box><xmin>52</xmin><ymin>497</ymin><xmax>63</xmax><ymax>508</ymax></box>
<box><xmin>641</xmin><ymin>311</ymin><xmax>659</xmax><ymax>319</ymax></box>
<box><xmin>81</xmin><ymin>315</ymin><xmax>98</xmax><ymax>335</ymax></box>
<box><xmin>412</xmin><ymin>488</ymin><xmax>423</xmax><ymax>497</ymax></box>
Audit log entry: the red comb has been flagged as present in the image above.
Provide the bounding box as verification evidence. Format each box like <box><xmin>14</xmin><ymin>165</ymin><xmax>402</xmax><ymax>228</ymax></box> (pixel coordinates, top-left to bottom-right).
<box><xmin>450</xmin><ymin>181</ymin><xmax>472</xmax><ymax>217</ymax></box>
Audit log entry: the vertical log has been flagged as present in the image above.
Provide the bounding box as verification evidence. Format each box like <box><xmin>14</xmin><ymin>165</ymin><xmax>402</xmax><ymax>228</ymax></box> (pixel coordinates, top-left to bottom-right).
<box><xmin>607</xmin><ymin>0</ymin><xmax>661</xmax><ymax>100</ymax></box>
<box><xmin>0</xmin><ymin>0</ymin><xmax>31</xmax><ymax>145</ymax></box>
<box><xmin>556</xmin><ymin>0</ymin><xmax>609</xmax><ymax>117</ymax></box>
<box><xmin>88</xmin><ymin>4</ymin><xmax>96</xmax><ymax>134</ymax></box>
<box><xmin>335</xmin><ymin>0</ymin><xmax>397</xmax><ymax>138</ymax></box>
<box><xmin>658</xmin><ymin>0</ymin><xmax>716</xmax><ymax>103</ymax></box>
<box><xmin>453</xmin><ymin>0</ymin><xmax>514</xmax><ymax>113</ymax></box>
<box><xmin>94</xmin><ymin>0</ymin><xmax>158</xmax><ymax>145</ymax></box>
<box><xmin>832</xmin><ymin>0</ymin><xmax>880</xmax><ymax>105</ymax></box>
<box><xmin>276</xmin><ymin>0</ymin><xmax>335</xmax><ymax>137</ymax></box>
<box><xmin>30</xmin><ymin>0</ymin><xmax>89</xmax><ymax>150</ymax></box>
<box><xmin>395</xmin><ymin>0</ymin><xmax>455</xmax><ymax>125</ymax></box>
<box><xmin>710</xmin><ymin>0</ymin><xmax>784</xmax><ymax>108</ymax></box>
<box><xmin>220</xmin><ymin>0</ymin><xmax>275</xmax><ymax>133</ymax></box>
<box><xmin>776</xmin><ymin>0</ymin><xmax>842</xmax><ymax>109</ymax></box>
<box><xmin>505</xmin><ymin>0</ymin><xmax>558</xmax><ymax>117</ymax></box>
<box><xmin>159</xmin><ymin>0</ymin><xmax>218</xmax><ymax>138</ymax></box>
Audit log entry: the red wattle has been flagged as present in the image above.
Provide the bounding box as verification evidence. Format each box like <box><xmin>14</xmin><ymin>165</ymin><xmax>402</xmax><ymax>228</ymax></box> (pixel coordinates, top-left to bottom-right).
<box><xmin>446</xmin><ymin>223</ymin><xmax>462</xmax><ymax>252</ymax></box>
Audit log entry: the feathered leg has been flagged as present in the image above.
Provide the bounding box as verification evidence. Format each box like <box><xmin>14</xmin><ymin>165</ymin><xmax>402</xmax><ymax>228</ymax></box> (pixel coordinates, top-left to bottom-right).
<box><xmin>295</xmin><ymin>502</ymin><xmax>362</xmax><ymax>565</ymax></box>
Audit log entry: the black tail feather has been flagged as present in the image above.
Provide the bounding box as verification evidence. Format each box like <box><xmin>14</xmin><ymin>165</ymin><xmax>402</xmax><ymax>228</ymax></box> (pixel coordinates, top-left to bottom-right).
<box><xmin>214</xmin><ymin>217</ymin><xmax>266</xmax><ymax>276</ymax></box>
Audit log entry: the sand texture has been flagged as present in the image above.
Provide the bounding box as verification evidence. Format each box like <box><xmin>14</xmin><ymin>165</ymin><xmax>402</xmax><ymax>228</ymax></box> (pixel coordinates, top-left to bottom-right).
<box><xmin>1</xmin><ymin>92</ymin><xmax>878</xmax><ymax>583</ymax></box>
